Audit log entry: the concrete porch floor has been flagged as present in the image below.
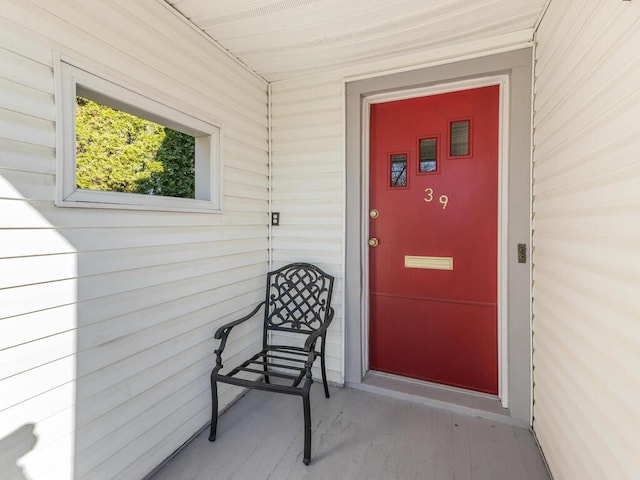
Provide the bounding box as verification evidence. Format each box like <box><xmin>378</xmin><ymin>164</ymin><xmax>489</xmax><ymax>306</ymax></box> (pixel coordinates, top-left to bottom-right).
<box><xmin>149</xmin><ymin>384</ymin><xmax>550</xmax><ymax>480</ymax></box>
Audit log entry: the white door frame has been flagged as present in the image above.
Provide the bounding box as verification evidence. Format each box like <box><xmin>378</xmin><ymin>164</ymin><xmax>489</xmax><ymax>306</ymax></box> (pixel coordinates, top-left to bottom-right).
<box><xmin>360</xmin><ymin>75</ymin><xmax>511</xmax><ymax>407</ymax></box>
<box><xmin>344</xmin><ymin>48</ymin><xmax>534</xmax><ymax>423</ymax></box>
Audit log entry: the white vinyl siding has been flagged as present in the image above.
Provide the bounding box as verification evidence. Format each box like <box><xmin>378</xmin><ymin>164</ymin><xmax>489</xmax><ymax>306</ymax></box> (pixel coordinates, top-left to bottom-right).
<box><xmin>270</xmin><ymin>75</ymin><xmax>345</xmax><ymax>383</ymax></box>
<box><xmin>531</xmin><ymin>1</ymin><xmax>640</xmax><ymax>480</ymax></box>
<box><xmin>0</xmin><ymin>2</ymin><xmax>268</xmax><ymax>480</ymax></box>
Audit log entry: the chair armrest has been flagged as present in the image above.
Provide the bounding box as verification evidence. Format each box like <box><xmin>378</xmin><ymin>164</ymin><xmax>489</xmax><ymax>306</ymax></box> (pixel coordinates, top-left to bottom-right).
<box><xmin>303</xmin><ymin>306</ymin><xmax>334</xmax><ymax>352</ymax></box>
<box><xmin>213</xmin><ymin>302</ymin><xmax>265</xmax><ymax>366</ymax></box>
<box><xmin>214</xmin><ymin>301</ymin><xmax>265</xmax><ymax>340</ymax></box>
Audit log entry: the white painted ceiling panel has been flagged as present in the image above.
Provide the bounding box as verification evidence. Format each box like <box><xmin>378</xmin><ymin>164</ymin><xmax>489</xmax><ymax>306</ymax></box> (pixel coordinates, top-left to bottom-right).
<box><xmin>165</xmin><ymin>0</ymin><xmax>548</xmax><ymax>81</ymax></box>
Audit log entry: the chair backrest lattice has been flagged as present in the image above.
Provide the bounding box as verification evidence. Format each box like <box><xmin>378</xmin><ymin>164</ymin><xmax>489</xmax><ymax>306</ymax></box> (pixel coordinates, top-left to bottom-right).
<box><xmin>265</xmin><ymin>263</ymin><xmax>334</xmax><ymax>335</ymax></box>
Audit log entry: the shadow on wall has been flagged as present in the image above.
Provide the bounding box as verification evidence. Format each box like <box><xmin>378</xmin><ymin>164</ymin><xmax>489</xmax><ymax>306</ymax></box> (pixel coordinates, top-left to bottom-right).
<box><xmin>0</xmin><ymin>424</ymin><xmax>38</xmax><ymax>480</ymax></box>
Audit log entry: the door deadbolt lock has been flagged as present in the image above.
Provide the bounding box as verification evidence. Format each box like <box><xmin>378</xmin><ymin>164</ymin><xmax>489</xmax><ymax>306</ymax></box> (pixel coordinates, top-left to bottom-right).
<box><xmin>369</xmin><ymin>209</ymin><xmax>379</xmax><ymax>218</ymax></box>
<box><xmin>368</xmin><ymin>237</ymin><xmax>379</xmax><ymax>248</ymax></box>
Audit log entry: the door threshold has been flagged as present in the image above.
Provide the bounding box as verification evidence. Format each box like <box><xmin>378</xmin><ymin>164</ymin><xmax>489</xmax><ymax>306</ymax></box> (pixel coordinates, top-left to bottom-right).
<box><xmin>347</xmin><ymin>371</ymin><xmax>528</xmax><ymax>428</ymax></box>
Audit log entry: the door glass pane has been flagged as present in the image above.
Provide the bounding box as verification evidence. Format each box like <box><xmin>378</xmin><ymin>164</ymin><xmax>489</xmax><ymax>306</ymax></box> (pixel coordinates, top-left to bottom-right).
<box><xmin>450</xmin><ymin>120</ymin><xmax>470</xmax><ymax>156</ymax></box>
<box><xmin>390</xmin><ymin>154</ymin><xmax>407</xmax><ymax>187</ymax></box>
<box><xmin>419</xmin><ymin>138</ymin><xmax>437</xmax><ymax>173</ymax></box>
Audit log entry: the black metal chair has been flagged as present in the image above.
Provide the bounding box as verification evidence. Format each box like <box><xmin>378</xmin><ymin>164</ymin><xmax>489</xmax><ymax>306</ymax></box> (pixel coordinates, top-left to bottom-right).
<box><xmin>209</xmin><ymin>262</ymin><xmax>335</xmax><ymax>465</ymax></box>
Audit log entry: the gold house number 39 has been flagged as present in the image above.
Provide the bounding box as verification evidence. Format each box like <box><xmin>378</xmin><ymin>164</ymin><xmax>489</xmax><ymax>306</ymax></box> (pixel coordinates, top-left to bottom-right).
<box><xmin>424</xmin><ymin>187</ymin><xmax>449</xmax><ymax>210</ymax></box>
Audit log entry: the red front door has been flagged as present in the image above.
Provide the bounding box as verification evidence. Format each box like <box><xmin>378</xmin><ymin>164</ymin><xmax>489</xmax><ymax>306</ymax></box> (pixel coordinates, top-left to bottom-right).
<box><xmin>368</xmin><ymin>85</ymin><xmax>499</xmax><ymax>395</ymax></box>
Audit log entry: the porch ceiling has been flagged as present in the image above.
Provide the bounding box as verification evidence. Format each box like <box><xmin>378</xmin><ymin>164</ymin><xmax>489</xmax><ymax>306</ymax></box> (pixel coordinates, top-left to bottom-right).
<box><xmin>163</xmin><ymin>0</ymin><xmax>548</xmax><ymax>82</ymax></box>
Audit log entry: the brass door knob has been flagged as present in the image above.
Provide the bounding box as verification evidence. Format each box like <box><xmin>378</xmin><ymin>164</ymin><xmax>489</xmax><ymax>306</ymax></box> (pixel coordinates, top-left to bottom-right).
<box><xmin>368</xmin><ymin>237</ymin><xmax>379</xmax><ymax>247</ymax></box>
<box><xmin>369</xmin><ymin>209</ymin><xmax>379</xmax><ymax>218</ymax></box>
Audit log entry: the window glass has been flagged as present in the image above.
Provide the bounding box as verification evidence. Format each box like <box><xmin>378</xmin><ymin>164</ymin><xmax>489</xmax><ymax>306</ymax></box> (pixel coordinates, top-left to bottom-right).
<box><xmin>450</xmin><ymin>120</ymin><xmax>470</xmax><ymax>156</ymax></box>
<box><xmin>390</xmin><ymin>154</ymin><xmax>407</xmax><ymax>187</ymax></box>
<box><xmin>76</xmin><ymin>96</ymin><xmax>196</xmax><ymax>198</ymax></box>
<box><xmin>419</xmin><ymin>138</ymin><xmax>437</xmax><ymax>173</ymax></box>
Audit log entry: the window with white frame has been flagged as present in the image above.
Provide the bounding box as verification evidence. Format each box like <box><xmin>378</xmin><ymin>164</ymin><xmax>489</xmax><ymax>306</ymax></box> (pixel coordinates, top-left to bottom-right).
<box><xmin>56</xmin><ymin>60</ymin><xmax>222</xmax><ymax>212</ymax></box>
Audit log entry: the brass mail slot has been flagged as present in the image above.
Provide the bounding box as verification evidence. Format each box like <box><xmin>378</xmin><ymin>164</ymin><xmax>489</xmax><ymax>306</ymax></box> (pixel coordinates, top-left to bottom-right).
<box><xmin>404</xmin><ymin>255</ymin><xmax>454</xmax><ymax>271</ymax></box>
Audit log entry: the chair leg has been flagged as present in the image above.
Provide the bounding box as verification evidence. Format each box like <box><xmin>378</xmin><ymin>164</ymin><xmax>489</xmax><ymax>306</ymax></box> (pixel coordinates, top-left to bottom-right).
<box><xmin>209</xmin><ymin>374</ymin><xmax>218</xmax><ymax>441</ymax></box>
<box><xmin>320</xmin><ymin>352</ymin><xmax>330</xmax><ymax>399</ymax></box>
<box><xmin>262</xmin><ymin>352</ymin><xmax>270</xmax><ymax>384</ymax></box>
<box><xmin>320</xmin><ymin>336</ymin><xmax>330</xmax><ymax>398</ymax></box>
<box><xmin>302</xmin><ymin>389</ymin><xmax>312</xmax><ymax>465</ymax></box>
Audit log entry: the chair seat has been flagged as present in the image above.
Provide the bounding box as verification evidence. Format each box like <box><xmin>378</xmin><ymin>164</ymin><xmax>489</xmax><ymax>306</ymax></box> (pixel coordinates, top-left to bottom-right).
<box><xmin>222</xmin><ymin>345</ymin><xmax>318</xmax><ymax>388</ymax></box>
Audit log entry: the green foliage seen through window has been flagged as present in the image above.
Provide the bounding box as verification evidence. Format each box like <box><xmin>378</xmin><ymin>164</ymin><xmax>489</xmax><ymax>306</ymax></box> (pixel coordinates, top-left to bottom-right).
<box><xmin>75</xmin><ymin>96</ymin><xmax>195</xmax><ymax>199</ymax></box>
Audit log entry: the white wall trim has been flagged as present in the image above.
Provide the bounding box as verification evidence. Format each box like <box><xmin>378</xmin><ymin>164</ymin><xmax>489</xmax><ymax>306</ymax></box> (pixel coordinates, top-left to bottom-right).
<box><xmin>268</xmin><ymin>82</ymin><xmax>273</xmax><ymax>268</ymax></box>
<box><xmin>156</xmin><ymin>0</ymin><xmax>268</xmax><ymax>85</ymax></box>
<box><xmin>360</xmin><ymin>98</ymin><xmax>371</xmax><ymax>375</ymax></box>
<box><xmin>533</xmin><ymin>0</ymin><xmax>554</xmax><ymax>33</ymax></box>
<box><xmin>360</xmin><ymin>75</ymin><xmax>511</xmax><ymax>407</ymax></box>
<box><xmin>340</xmin><ymin>79</ymin><xmax>348</xmax><ymax>385</ymax></box>
<box><xmin>528</xmin><ymin>36</ymin><xmax>537</xmax><ymax>426</ymax></box>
